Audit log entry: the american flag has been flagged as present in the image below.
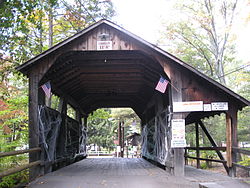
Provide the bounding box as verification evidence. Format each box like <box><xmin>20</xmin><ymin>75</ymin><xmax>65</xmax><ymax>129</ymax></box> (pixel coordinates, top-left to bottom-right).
<box><xmin>41</xmin><ymin>81</ymin><xmax>51</xmax><ymax>98</ymax></box>
<box><xmin>155</xmin><ymin>77</ymin><xmax>168</xmax><ymax>93</ymax></box>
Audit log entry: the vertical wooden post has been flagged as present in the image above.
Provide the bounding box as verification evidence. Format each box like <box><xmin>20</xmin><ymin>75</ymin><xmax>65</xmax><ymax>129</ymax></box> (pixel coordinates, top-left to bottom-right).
<box><xmin>121</xmin><ymin>121</ymin><xmax>125</xmax><ymax>158</ymax></box>
<box><xmin>231</xmin><ymin>109</ymin><xmax>238</xmax><ymax>177</ymax></box>
<box><xmin>83</xmin><ymin>116</ymin><xmax>88</xmax><ymax>128</ymax></box>
<box><xmin>29</xmin><ymin>74</ymin><xmax>41</xmax><ymax>181</ymax></box>
<box><xmin>118</xmin><ymin>121</ymin><xmax>122</xmax><ymax>157</ymax></box>
<box><xmin>227</xmin><ymin>107</ymin><xmax>238</xmax><ymax>177</ymax></box>
<box><xmin>56</xmin><ymin>98</ymin><xmax>67</xmax><ymax>162</ymax></box>
<box><xmin>184</xmin><ymin>148</ymin><xmax>188</xmax><ymax>165</ymax></box>
<box><xmin>226</xmin><ymin>113</ymin><xmax>232</xmax><ymax>173</ymax></box>
<box><xmin>195</xmin><ymin>122</ymin><xmax>200</xmax><ymax>169</ymax></box>
<box><xmin>76</xmin><ymin>110</ymin><xmax>82</xmax><ymax>154</ymax></box>
<box><xmin>170</xmin><ymin>68</ymin><xmax>185</xmax><ymax>177</ymax></box>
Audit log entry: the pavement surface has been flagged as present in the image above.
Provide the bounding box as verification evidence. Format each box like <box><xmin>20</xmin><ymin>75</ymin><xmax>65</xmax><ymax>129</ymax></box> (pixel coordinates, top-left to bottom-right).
<box><xmin>27</xmin><ymin>158</ymin><xmax>250</xmax><ymax>188</ymax></box>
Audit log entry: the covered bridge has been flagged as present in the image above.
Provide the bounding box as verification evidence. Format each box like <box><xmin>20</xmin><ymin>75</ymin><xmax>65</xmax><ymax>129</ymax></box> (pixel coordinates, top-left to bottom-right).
<box><xmin>17</xmin><ymin>19</ymin><xmax>250</xmax><ymax>180</ymax></box>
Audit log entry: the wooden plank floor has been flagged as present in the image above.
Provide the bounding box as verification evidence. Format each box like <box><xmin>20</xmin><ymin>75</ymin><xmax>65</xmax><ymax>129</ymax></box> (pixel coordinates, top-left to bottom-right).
<box><xmin>27</xmin><ymin>158</ymin><xmax>249</xmax><ymax>188</ymax></box>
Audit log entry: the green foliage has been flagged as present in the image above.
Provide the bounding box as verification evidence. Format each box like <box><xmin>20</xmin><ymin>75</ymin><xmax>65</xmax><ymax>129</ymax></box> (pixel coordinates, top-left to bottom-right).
<box><xmin>87</xmin><ymin>109</ymin><xmax>117</xmax><ymax>149</ymax></box>
<box><xmin>87</xmin><ymin>108</ymin><xmax>141</xmax><ymax>150</ymax></box>
<box><xmin>238</xmin><ymin>157</ymin><xmax>250</xmax><ymax>167</ymax></box>
<box><xmin>0</xmin><ymin>0</ymin><xmax>115</xmax><ymax>187</ymax></box>
<box><xmin>160</xmin><ymin>0</ymin><xmax>240</xmax><ymax>85</ymax></box>
<box><xmin>0</xmin><ymin>170</ymin><xmax>28</xmax><ymax>188</ymax></box>
<box><xmin>111</xmin><ymin>108</ymin><xmax>141</xmax><ymax>136</ymax></box>
<box><xmin>201</xmin><ymin>150</ymin><xmax>217</xmax><ymax>160</ymax></box>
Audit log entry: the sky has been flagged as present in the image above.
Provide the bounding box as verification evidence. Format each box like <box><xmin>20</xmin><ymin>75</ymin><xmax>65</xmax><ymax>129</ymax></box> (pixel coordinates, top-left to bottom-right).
<box><xmin>111</xmin><ymin>0</ymin><xmax>250</xmax><ymax>63</ymax></box>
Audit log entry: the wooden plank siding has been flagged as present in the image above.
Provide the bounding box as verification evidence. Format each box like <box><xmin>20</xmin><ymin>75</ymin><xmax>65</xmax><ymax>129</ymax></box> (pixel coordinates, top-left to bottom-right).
<box><xmin>16</xmin><ymin>19</ymin><xmax>250</xmax><ymax>179</ymax></box>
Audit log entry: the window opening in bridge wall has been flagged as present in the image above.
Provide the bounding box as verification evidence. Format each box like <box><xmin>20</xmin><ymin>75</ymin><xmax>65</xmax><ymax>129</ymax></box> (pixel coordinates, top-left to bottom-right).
<box><xmin>50</xmin><ymin>94</ymin><xmax>60</xmax><ymax>111</ymax></box>
<box><xmin>141</xmin><ymin>109</ymin><xmax>172</xmax><ymax>165</ymax></box>
<box><xmin>38</xmin><ymin>106</ymin><xmax>62</xmax><ymax>162</ymax></box>
<box><xmin>67</xmin><ymin>104</ymin><xmax>76</xmax><ymax>120</ymax></box>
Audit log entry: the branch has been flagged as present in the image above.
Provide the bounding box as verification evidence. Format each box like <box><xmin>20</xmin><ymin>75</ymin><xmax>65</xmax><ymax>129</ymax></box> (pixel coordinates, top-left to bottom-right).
<box><xmin>174</xmin><ymin>33</ymin><xmax>214</xmax><ymax>76</ymax></box>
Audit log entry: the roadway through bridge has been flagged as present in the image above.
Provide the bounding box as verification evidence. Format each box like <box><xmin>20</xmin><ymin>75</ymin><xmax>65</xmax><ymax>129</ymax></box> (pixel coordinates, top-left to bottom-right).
<box><xmin>27</xmin><ymin>158</ymin><xmax>249</xmax><ymax>188</ymax></box>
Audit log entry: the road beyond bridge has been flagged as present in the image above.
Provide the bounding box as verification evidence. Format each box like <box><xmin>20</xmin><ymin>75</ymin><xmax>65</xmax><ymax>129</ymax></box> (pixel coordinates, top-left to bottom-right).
<box><xmin>27</xmin><ymin>158</ymin><xmax>249</xmax><ymax>188</ymax></box>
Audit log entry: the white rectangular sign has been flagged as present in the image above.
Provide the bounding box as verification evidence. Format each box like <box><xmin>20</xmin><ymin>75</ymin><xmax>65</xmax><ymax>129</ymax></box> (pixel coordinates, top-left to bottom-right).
<box><xmin>211</xmin><ymin>102</ymin><xmax>228</xmax><ymax>111</ymax></box>
<box><xmin>97</xmin><ymin>41</ymin><xmax>112</xmax><ymax>50</ymax></box>
<box><xmin>172</xmin><ymin>119</ymin><xmax>185</xmax><ymax>140</ymax></box>
<box><xmin>203</xmin><ymin>104</ymin><xmax>212</xmax><ymax>111</ymax></box>
<box><xmin>171</xmin><ymin>119</ymin><xmax>186</xmax><ymax>148</ymax></box>
<box><xmin>173</xmin><ymin>101</ymin><xmax>203</xmax><ymax>112</ymax></box>
<box><xmin>171</xmin><ymin>140</ymin><xmax>186</xmax><ymax>148</ymax></box>
<box><xmin>117</xmin><ymin>146</ymin><xmax>121</xmax><ymax>152</ymax></box>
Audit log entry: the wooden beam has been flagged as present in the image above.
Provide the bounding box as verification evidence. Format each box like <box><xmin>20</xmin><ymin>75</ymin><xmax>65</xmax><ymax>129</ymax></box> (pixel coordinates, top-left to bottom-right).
<box><xmin>195</xmin><ymin>122</ymin><xmax>200</xmax><ymax>168</ymax></box>
<box><xmin>233</xmin><ymin>147</ymin><xmax>250</xmax><ymax>155</ymax></box>
<box><xmin>55</xmin><ymin>97</ymin><xmax>67</xmax><ymax>171</ymax></box>
<box><xmin>233</xmin><ymin>162</ymin><xmax>250</xmax><ymax>171</ymax></box>
<box><xmin>52</xmin><ymin>84</ymin><xmax>86</xmax><ymax>116</ymax></box>
<box><xmin>185</xmin><ymin>156</ymin><xmax>226</xmax><ymax>164</ymax></box>
<box><xmin>226</xmin><ymin>113</ymin><xmax>232</xmax><ymax>169</ymax></box>
<box><xmin>0</xmin><ymin>148</ymin><xmax>41</xmax><ymax>158</ymax></box>
<box><xmin>198</xmin><ymin>120</ymin><xmax>229</xmax><ymax>174</ymax></box>
<box><xmin>228</xmin><ymin>106</ymin><xmax>238</xmax><ymax>177</ymax></box>
<box><xmin>28</xmin><ymin>73</ymin><xmax>42</xmax><ymax>181</ymax></box>
<box><xmin>186</xmin><ymin>147</ymin><xmax>226</xmax><ymax>151</ymax></box>
<box><xmin>169</xmin><ymin>67</ymin><xmax>185</xmax><ymax>177</ymax></box>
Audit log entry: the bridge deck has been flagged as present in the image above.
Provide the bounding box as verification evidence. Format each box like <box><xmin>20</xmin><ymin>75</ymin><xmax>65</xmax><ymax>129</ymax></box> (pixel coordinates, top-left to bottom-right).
<box><xmin>27</xmin><ymin>158</ymin><xmax>249</xmax><ymax>188</ymax></box>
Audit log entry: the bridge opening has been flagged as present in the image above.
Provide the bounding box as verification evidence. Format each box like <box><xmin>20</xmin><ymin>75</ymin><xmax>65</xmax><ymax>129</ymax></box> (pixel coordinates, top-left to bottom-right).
<box><xmin>86</xmin><ymin>108</ymin><xmax>141</xmax><ymax>158</ymax></box>
<box><xmin>36</xmin><ymin>49</ymin><xmax>171</xmax><ymax>174</ymax></box>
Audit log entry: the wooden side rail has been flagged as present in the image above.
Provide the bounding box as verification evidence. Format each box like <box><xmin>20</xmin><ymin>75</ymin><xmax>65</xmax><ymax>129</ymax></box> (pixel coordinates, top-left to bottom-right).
<box><xmin>185</xmin><ymin>155</ymin><xmax>227</xmax><ymax>164</ymax></box>
<box><xmin>186</xmin><ymin>147</ymin><xmax>226</xmax><ymax>151</ymax></box>
<box><xmin>0</xmin><ymin>147</ymin><xmax>41</xmax><ymax>158</ymax></box>
<box><xmin>233</xmin><ymin>162</ymin><xmax>250</xmax><ymax>171</ymax></box>
<box><xmin>0</xmin><ymin>147</ymin><xmax>41</xmax><ymax>179</ymax></box>
<box><xmin>232</xmin><ymin>147</ymin><xmax>250</xmax><ymax>155</ymax></box>
<box><xmin>231</xmin><ymin>147</ymin><xmax>250</xmax><ymax>171</ymax></box>
<box><xmin>0</xmin><ymin>161</ymin><xmax>42</xmax><ymax>178</ymax></box>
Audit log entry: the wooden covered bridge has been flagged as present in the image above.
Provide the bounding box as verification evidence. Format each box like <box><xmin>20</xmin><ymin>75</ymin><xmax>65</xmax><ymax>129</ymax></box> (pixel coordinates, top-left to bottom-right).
<box><xmin>13</xmin><ymin>19</ymin><xmax>250</xmax><ymax>183</ymax></box>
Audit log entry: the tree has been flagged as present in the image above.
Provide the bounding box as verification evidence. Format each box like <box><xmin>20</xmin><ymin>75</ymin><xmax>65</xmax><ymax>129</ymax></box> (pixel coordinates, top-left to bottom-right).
<box><xmin>111</xmin><ymin>108</ymin><xmax>141</xmax><ymax>137</ymax></box>
<box><xmin>0</xmin><ymin>1</ymin><xmax>115</xmax><ymax>185</ymax></box>
<box><xmin>160</xmin><ymin>0</ymin><xmax>240</xmax><ymax>84</ymax></box>
<box><xmin>87</xmin><ymin>109</ymin><xmax>117</xmax><ymax>150</ymax></box>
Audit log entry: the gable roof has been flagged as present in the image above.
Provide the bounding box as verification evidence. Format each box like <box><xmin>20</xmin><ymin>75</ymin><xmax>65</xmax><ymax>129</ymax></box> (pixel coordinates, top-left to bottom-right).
<box><xmin>16</xmin><ymin>19</ymin><xmax>250</xmax><ymax>107</ymax></box>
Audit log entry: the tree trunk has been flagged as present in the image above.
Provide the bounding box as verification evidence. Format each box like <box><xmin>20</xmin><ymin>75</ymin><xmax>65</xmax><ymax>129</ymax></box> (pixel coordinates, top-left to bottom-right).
<box><xmin>48</xmin><ymin>5</ymin><xmax>53</xmax><ymax>48</ymax></box>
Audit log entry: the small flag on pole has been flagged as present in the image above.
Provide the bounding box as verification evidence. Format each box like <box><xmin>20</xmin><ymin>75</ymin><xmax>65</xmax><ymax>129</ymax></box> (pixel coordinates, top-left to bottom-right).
<box><xmin>155</xmin><ymin>77</ymin><xmax>168</xmax><ymax>93</ymax></box>
<box><xmin>41</xmin><ymin>81</ymin><xmax>51</xmax><ymax>98</ymax></box>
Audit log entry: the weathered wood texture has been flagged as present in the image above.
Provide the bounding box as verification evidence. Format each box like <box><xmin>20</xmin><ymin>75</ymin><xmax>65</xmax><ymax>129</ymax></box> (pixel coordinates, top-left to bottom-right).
<box><xmin>0</xmin><ymin>147</ymin><xmax>41</xmax><ymax>158</ymax></box>
<box><xmin>29</xmin><ymin>72</ymin><xmax>42</xmax><ymax>181</ymax></box>
<box><xmin>186</xmin><ymin>147</ymin><xmax>226</xmax><ymax>151</ymax></box>
<box><xmin>195</xmin><ymin>122</ymin><xmax>200</xmax><ymax>168</ymax></box>
<box><xmin>226</xmin><ymin>113</ymin><xmax>232</xmax><ymax>168</ymax></box>
<box><xmin>16</xmin><ymin>20</ymin><xmax>249</xmax><ymax>179</ymax></box>
<box><xmin>28</xmin><ymin>158</ymin><xmax>250</xmax><ymax>188</ymax></box>
<box><xmin>227</xmin><ymin>106</ymin><xmax>238</xmax><ymax>177</ymax></box>
<box><xmin>169</xmin><ymin>66</ymin><xmax>185</xmax><ymax>177</ymax></box>
<box><xmin>198</xmin><ymin>120</ymin><xmax>229</xmax><ymax>174</ymax></box>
